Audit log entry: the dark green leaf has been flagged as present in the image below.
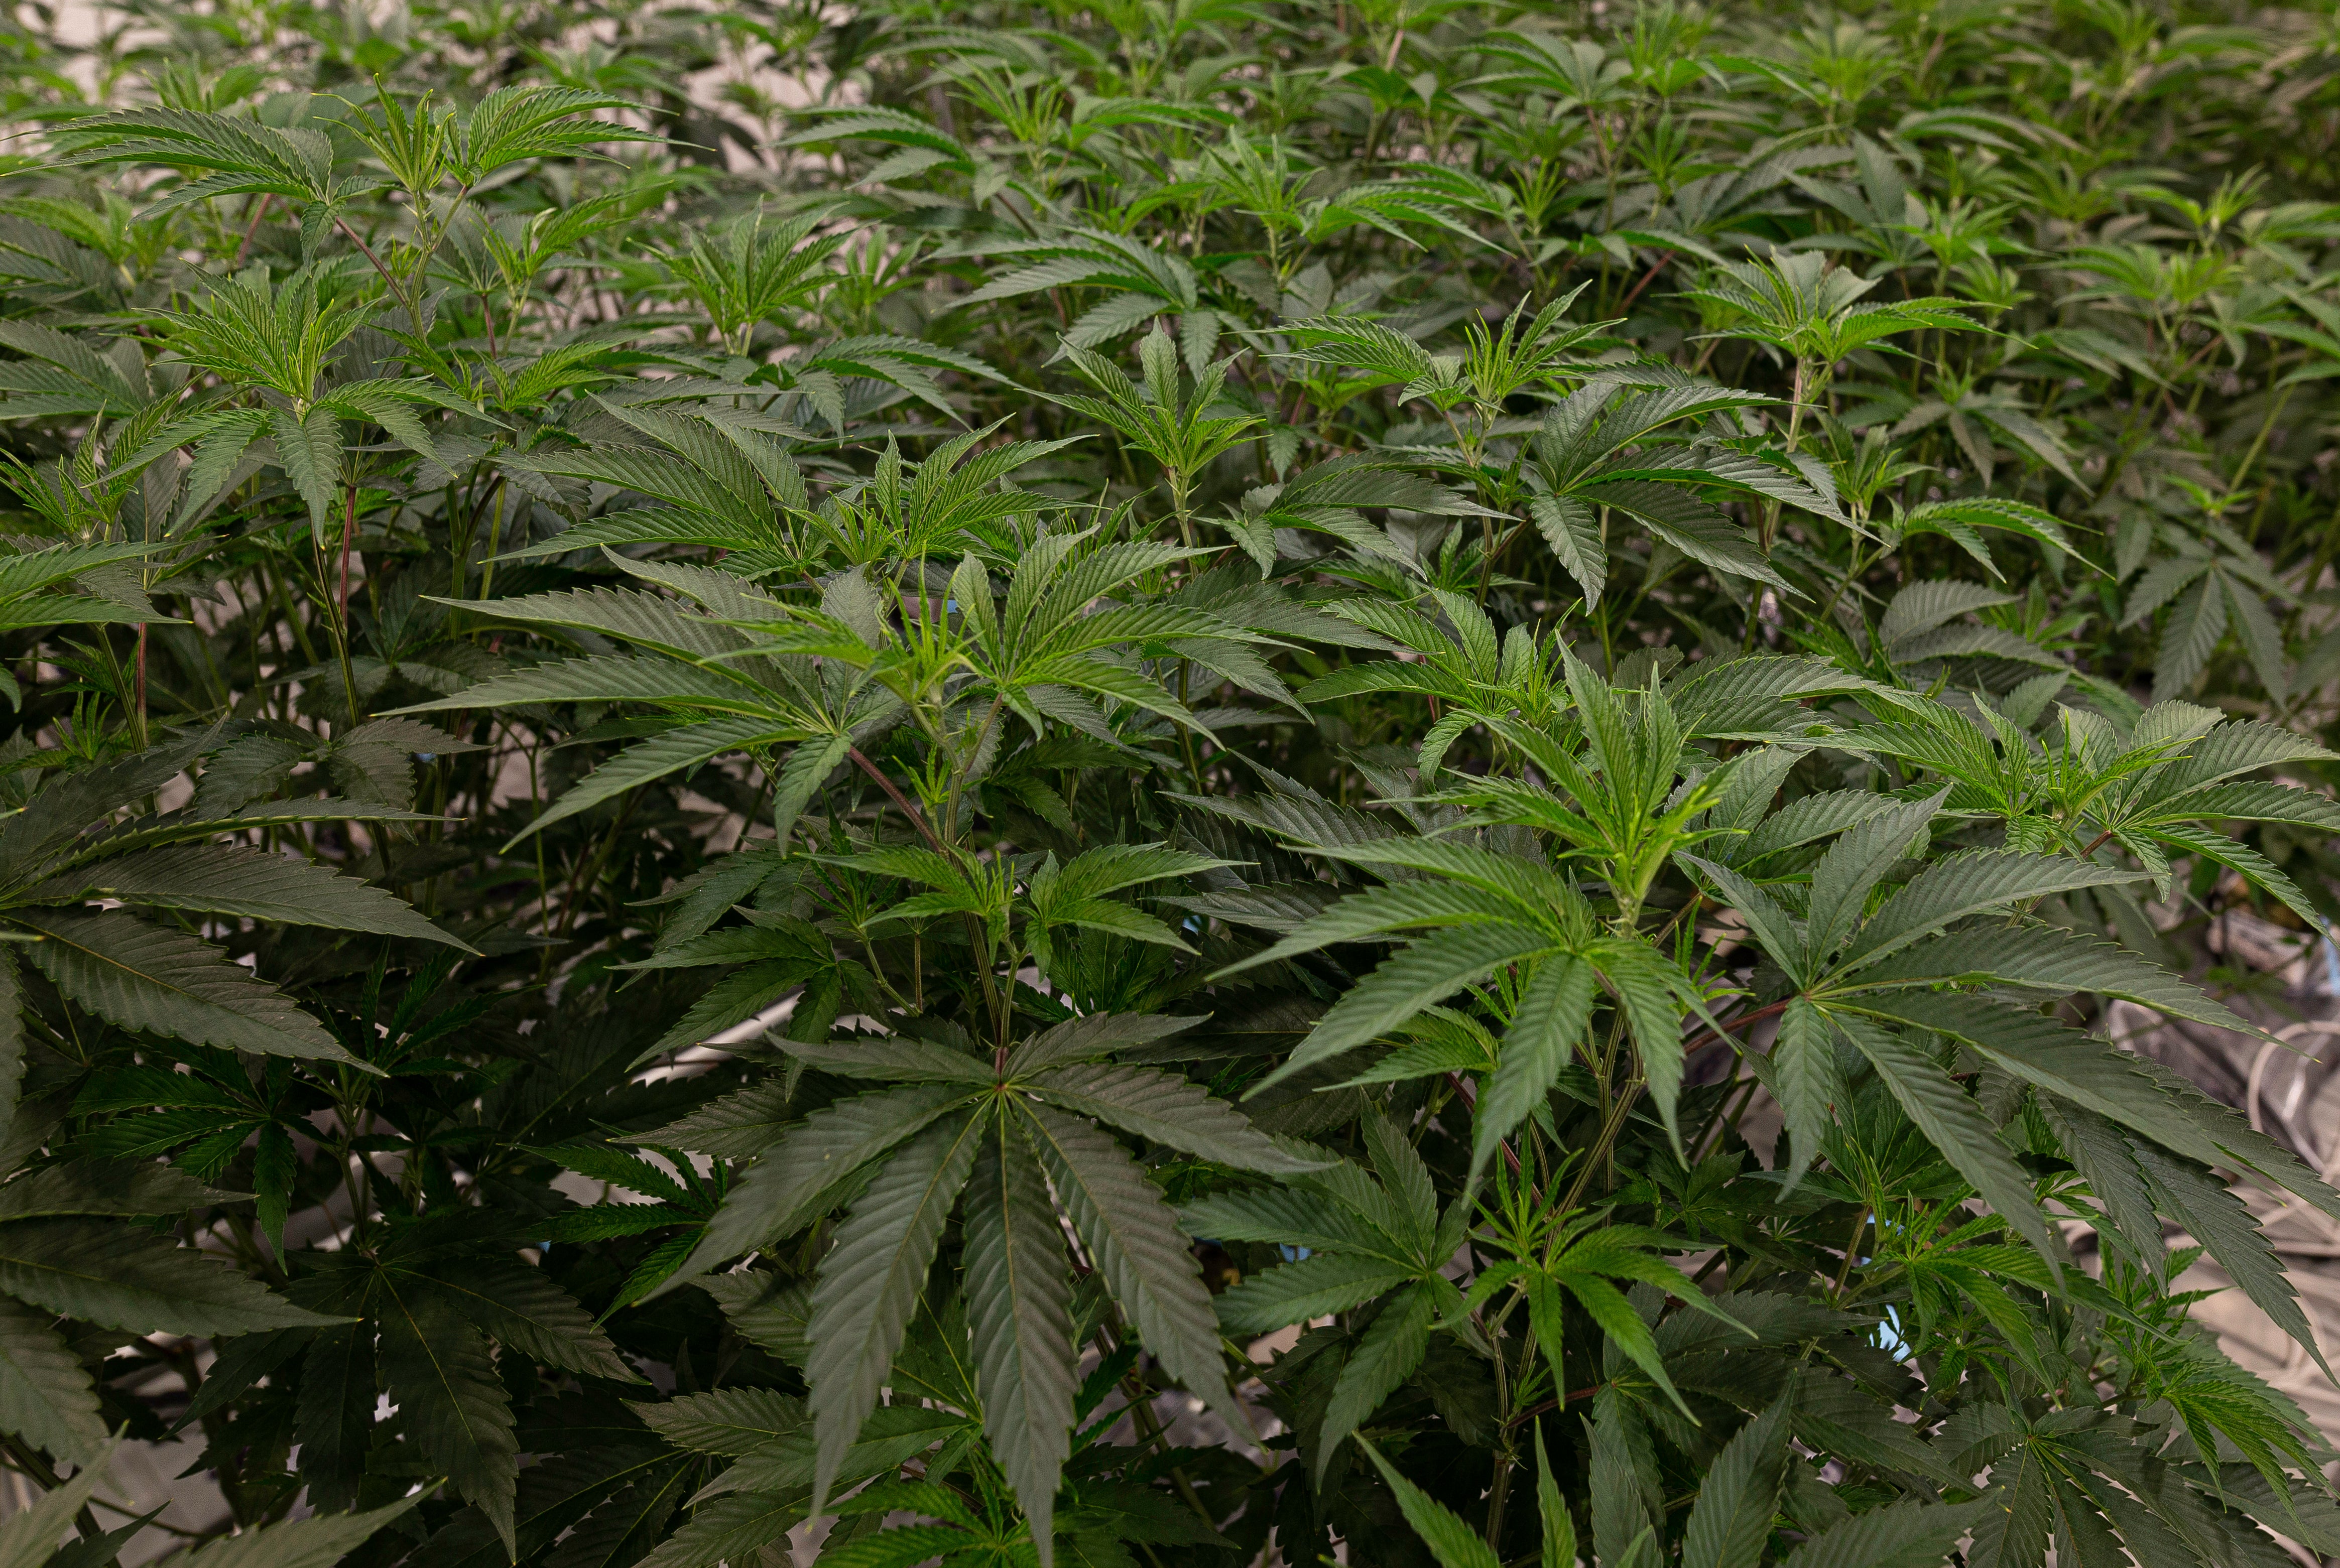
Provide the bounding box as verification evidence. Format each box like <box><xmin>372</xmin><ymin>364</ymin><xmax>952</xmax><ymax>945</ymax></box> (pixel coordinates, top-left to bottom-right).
<box><xmin>804</xmin><ymin>1110</ymin><xmax>982</xmax><ymax>1513</ymax></box>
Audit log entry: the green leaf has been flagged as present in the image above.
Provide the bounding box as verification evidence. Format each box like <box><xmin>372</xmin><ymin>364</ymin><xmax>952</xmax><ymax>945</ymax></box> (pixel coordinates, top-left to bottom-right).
<box><xmin>1590</xmin><ymin>935</ymin><xmax>1702</xmax><ymax>1150</ymax></box>
<box><xmin>1053</xmin><ymin>1479</ymin><xmax>1226</xmax><ymax>1546</ymax></box>
<box><xmin>0</xmin><ymin>1159</ymin><xmax>232</xmax><ymax>1220</ymax></box>
<box><xmin>1318</xmin><ymin>1279</ymin><xmax>1438</xmax><ymax>1482</ymax></box>
<box><xmin>321</xmin><ymin>380</ymin><xmax>447</xmax><ymax>466</ymax></box>
<box><xmin>293</xmin><ymin>1323</ymin><xmax>374</xmax><ymax>1498</ymax></box>
<box><xmin>697</xmin><ymin>1273</ymin><xmax>810</xmax><ymax>1366</ymax></box>
<box><xmin>1016</xmin><ymin>1101</ymin><xmax>1239</xmax><ymax>1434</ymax></box>
<box><xmin>1738</xmin><ymin>791</ymin><xmax>1908</xmax><ymax>864</ymax></box>
<box><xmin>39</xmin><ymin>844</ymin><xmax>470</xmax><ymax>949</ymax></box>
<box><xmin>964</xmin><ymin>1117</ymin><xmax>1076</xmax><ymax>1568</ymax></box>
<box><xmin>1781</xmin><ymin>1500</ymin><xmax>1987</xmax><ymax>1568</ymax></box>
<box><xmin>1532</xmin><ymin>493</ymin><xmax>1608</xmax><ymax>610</ymax></box>
<box><xmin>2039</xmin><ymin>1103</ymin><xmax>2165</xmax><ymax>1280</ymax></box>
<box><xmin>1680</xmin><ymin>1396</ymin><xmax>1791</xmax><ymax>1568</ymax></box>
<box><xmin>771</xmin><ymin>734</ymin><xmax>853</xmax><ymax>844</ymax></box>
<box><xmin>1215</xmin><ymin>1252</ymin><xmax>1416</xmax><ymax>1334</ymax></box>
<box><xmin>1836</xmin><ymin>853</ymin><xmax>2141</xmax><ymax>972</ymax></box>
<box><xmin>0</xmin><ymin>1438</ymin><xmax>114</xmax><ymax>1568</ymax></box>
<box><xmin>1003</xmin><ymin>1013</ymin><xmax>1206</xmax><ymax>1076</ymax></box>
<box><xmin>254</xmin><ymin>1124</ymin><xmax>294</xmax><ymax>1255</ymax></box>
<box><xmin>426</xmin><ymin>1447</ymin><xmax>672</xmax><ymax>1568</ymax></box>
<box><xmin>2151</xmin><ymin>576</ymin><xmax>2226</xmax><ymax>702</ymax></box>
<box><xmin>0</xmin><ymin>1294</ymin><xmax>102</xmax><ymax>1462</ymax></box>
<box><xmin>427</xmin><ymin>584</ymin><xmax>749</xmax><ymax>664</ymax></box>
<box><xmin>392</xmin><ymin>654</ymin><xmax>769</xmax><ymax>715</ymax></box>
<box><xmin>268</xmin><ymin>404</ymin><xmax>341</xmax><ymax>541</ymax></box>
<box><xmin>632</xmin><ymin>1388</ymin><xmax>806</xmax><ymax>1456</ymax></box>
<box><xmin>666</xmin><ymin>1081</ymin><xmax>974</xmax><ymax>1287</ymax></box>
<box><xmin>0</xmin><ymin>1218</ymin><xmax>342</xmax><ymax>1335</ymax></box>
<box><xmin>152</xmin><ymin>1501</ymin><xmax>419</xmax><ymax>1568</ymax></box>
<box><xmin>0</xmin><ymin>738</ymin><xmax>217</xmax><ymax>879</ymax></box>
<box><xmin>72</xmin><ymin>800</ymin><xmax>446</xmax><ymax>861</ymax></box>
<box><xmin>377</xmin><ymin>1280</ymin><xmax>520</xmax><ymax>1553</ymax></box>
<box><xmin>2160</xmin><ymin>780</ymin><xmax>2340</xmax><ymax>832</ymax></box>
<box><xmin>1361</xmin><ymin>1107</ymin><xmax>1439</xmax><ymax>1249</ymax></box>
<box><xmin>461</xmin><ymin>84</ymin><xmax>660</xmax><ymax>172</ymax></box>
<box><xmin>52</xmin><ymin>104</ymin><xmax>332</xmax><ymax>190</ymax></box>
<box><xmin>1176</xmin><ymin>1184</ymin><xmax>1383</xmax><ymax>1257</ymax></box>
<box><xmin>781</xmin><ymin>1034</ymin><xmax>995</xmax><ymax>1086</ymax></box>
<box><xmin>1842</xmin><ymin>925</ymin><xmax>2256</xmax><ymax>1036</ymax></box>
<box><xmin>1850</xmin><ymin>989</ymin><xmax>2338</xmax><ymax>1212</ymax></box>
<box><xmin>2149</xmin><ymin>715</ymin><xmax>2336</xmax><ymax>794</ymax></box>
<box><xmin>1830</xmin><ymin>1015</ymin><xmax>2059</xmax><ymax>1266</ymax></box>
<box><xmin>631</xmin><ymin>959</ymin><xmax>828</xmax><ymax>1065</ymax></box>
<box><xmin>1218</xmin><ymin>880</ymin><xmax>1539</xmax><ymax>973</ymax></box>
<box><xmin>1535</xmin><ymin>1423</ymin><xmax>1577</xmax><ymax>1568</ymax></box>
<box><xmin>819</xmin><ymin>1525</ymin><xmax>983</xmax><ymax>1568</ymax></box>
<box><xmin>1356</xmin><ymin>1435</ymin><xmax>1501</xmax><ymax>1568</ymax></box>
<box><xmin>1589</xmin><ymin>1391</ymin><xmax>1660</xmax><ymax>1568</ymax></box>
<box><xmin>805</xmin><ymin>1110</ymin><xmax>982</xmax><ymax>1514</ymax></box>
<box><xmin>1804</xmin><ymin>788</ymin><xmax>1945</xmax><ymax>961</ymax></box>
<box><xmin>634</xmin><ymin>1081</ymin><xmax>799</xmax><ymax>1160</ymax></box>
<box><xmin>1788</xmin><ymin>1371</ymin><xmax>1959</xmax><ymax>1487</ymax></box>
<box><xmin>0</xmin><ymin>953</ymin><xmax>20</xmax><ymax>1158</ymax></box>
<box><xmin>632</xmin><ymin>1493</ymin><xmax>802</xmax><ymax>1568</ymax></box>
<box><xmin>703</xmin><ymin>1405</ymin><xmax>963</xmax><ymax>1501</ymax></box>
<box><xmin>1254</xmin><ymin>924</ymin><xmax>1554</xmax><ymax>1092</ymax></box>
<box><xmin>1770</xmin><ymin>996</ymin><xmax>1845</xmax><ymax>1189</ymax></box>
<box><xmin>2132</xmin><ymin>1142</ymin><xmax>2328</xmax><ymax>1376</ymax></box>
<box><xmin>1677</xmin><ymin>855</ymin><xmax>1807</xmax><ymax>979</ymax></box>
<box><xmin>1964</xmin><ymin>1437</ymin><xmax>2053</xmax><ymax>1568</ymax></box>
<box><xmin>2143</xmin><ymin>821</ymin><xmax>2325</xmax><ymax>928</ymax></box>
<box><xmin>1561</xmin><ymin>1271</ymin><xmax>1694</xmax><ymax>1417</ymax></box>
<box><xmin>541</xmin><ymin>1465</ymin><xmax>689</xmax><ymax>1568</ymax></box>
<box><xmin>1027</xmin><ymin>1062</ymin><xmax>1322</xmax><ymax>1172</ymax></box>
<box><xmin>17</xmin><ymin>909</ymin><xmax>362</xmax><ymax>1065</ymax></box>
<box><xmin>422</xmin><ymin>1257</ymin><xmax>640</xmax><ymax>1383</ymax></box>
<box><xmin>1474</xmin><ymin>955</ymin><xmax>1596</xmax><ymax>1180</ymax></box>
<box><xmin>511</xmin><ymin>717</ymin><xmax>786</xmax><ymax>848</ymax></box>
<box><xmin>1042</xmin><ymin>842</ymin><xmax>1234</xmax><ymax>901</ymax></box>
<box><xmin>1584</xmin><ymin>480</ymin><xmax>1790</xmax><ymax>591</ymax></box>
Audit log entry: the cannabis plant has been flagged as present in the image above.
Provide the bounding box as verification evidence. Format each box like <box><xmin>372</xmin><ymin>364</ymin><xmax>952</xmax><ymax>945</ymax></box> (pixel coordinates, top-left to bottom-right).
<box><xmin>0</xmin><ymin>8</ymin><xmax>2336</xmax><ymax>1568</ymax></box>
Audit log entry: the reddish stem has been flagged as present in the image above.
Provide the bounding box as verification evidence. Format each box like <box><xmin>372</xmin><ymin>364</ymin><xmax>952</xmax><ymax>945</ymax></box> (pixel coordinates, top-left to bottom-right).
<box><xmin>1617</xmin><ymin>252</ymin><xmax>1674</xmax><ymax>314</ymax></box>
<box><xmin>1447</xmin><ymin>1071</ymin><xmax>1524</xmax><ymax>1179</ymax></box>
<box><xmin>334</xmin><ymin>216</ymin><xmax>403</xmax><ymax>300</ymax></box>
<box><xmin>848</xmin><ymin>746</ymin><xmax>945</xmax><ymax>853</ymax></box>
<box><xmin>1505</xmin><ymin>1386</ymin><xmax>1609</xmax><ymax>1428</ymax></box>
<box><xmin>233</xmin><ymin>193</ymin><xmax>274</xmax><ymax>267</ymax></box>
<box><xmin>1676</xmin><ymin>996</ymin><xmax>1793</xmax><ymax>1060</ymax></box>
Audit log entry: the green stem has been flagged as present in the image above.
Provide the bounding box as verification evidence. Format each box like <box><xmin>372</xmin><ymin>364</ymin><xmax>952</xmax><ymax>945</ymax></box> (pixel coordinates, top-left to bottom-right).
<box><xmin>1558</xmin><ymin>1076</ymin><xmax>1644</xmax><ymax>1214</ymax></box>
<box><xmin>0</xmin><ymin>1435</ymin><xmax>104</xmax><ymax>1544</ymax></box>
<box><xmin>849</xmin><ymin>746</ymin><xmax>1007</xmax><ymax>1044</ymax></box>
<box><xmin>335</xmin><ymin>479</ymin><xmax>361</xmax><ymax>728</ymax></box>
<box><xmin>1832</xmin><ymin>1205</ymin><xmax>1872</xmax><ymax>1300</ymax></box>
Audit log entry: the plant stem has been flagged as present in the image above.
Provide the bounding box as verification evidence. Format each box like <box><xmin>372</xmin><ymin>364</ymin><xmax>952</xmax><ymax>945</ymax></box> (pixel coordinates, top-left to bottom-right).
<box><xmin>336</xmin><ymin>479</ymin><xmax>361</xmax><ymax>727</ymax></box>
<box><xmin>0</xmin><ymin>1436</ymin><xmax>103</xmax><ymax>1543</ymax></box>
<box><xmin>1832</xmin><ymin>1205</ymin><xmax>1872</xmax><ymax>1299</ymax></box>
<box><xmin>132</xmin><ymin>622</ymin><xmax>147</xmax><ymax>747</ymax></box>
<box><xmin>849</xmin><ymin>746</ymin><xmax>1008</xmax><ymax>1043</ymax></box>
<box><xmin>1558</xmin><ymin>1076</ymin><xmax>1644</xmax><ymax>1214</ymax></box>
<box><xmin>1483</xmin><ymin>1448</ymin><xmax>1514</xmax><ymax>1549</ymax></box>
<box><xmin>850</xmin><ymin>746</ymin><xmax>945</xmax><ymax>851</ymax></box>
<box><xmin>1676</xmin><ymin>995</ymin><xmax>1792</xmax><ymax>1059</ymax></box>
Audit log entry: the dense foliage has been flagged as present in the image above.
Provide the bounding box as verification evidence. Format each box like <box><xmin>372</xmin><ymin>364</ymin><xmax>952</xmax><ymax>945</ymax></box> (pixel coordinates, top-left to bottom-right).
<box><xmin>3</xmin><ymin>5</ymin><xmax>2340</xmax><ymax>1568</ymax></box>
